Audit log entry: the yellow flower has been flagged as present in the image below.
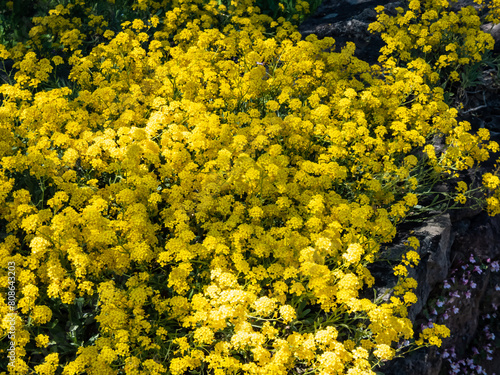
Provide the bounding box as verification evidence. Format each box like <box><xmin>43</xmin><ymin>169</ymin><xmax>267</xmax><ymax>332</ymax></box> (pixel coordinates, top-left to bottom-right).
<box><xmin>279</xmin><ymin>305</ymin><xmax>296</xmax><ymax>323</ymax></box>
<box><xmin>253</xmin><ymin>297</ymin><xmax>277</xmax><ymax>317</ymax></box>
<box><xmin>484</xmin><ymin>173</ymin><xmax>500</xmax><ymax>190</ymax></box>
<box><xmin>404</xmin><ymin>249</ymin><xmax>420</xmax><ymax>266</ymax></box>
<box><xmin>34</xmin><ymin>353</ymin><xmax>59</xmax><ymax>375</ymax></box>
<box><xmin>194</xmin><ymin>326</ymin><xmax>214</xmax><ymax>345</ymax></box>
<box><xmin>393</xmin><ymin>264</ymin><xmax>408</xmax><ymax>277</ymax></box>
<box><xmin>403</xmin><ymin>291</ymin><xmax>417</xmax><ymax>305</ymax></box>
<box><xmin>409</xmin><ymin>0</ymin><xmax>420</xmax><ymax>10</ymax></box>
<box><xmin>454</xmin><ymin>193</ymin><xmax>467</xmax><ymax>204</ymax></box>
<box><xmin>31</xmin><ymin>305</ymin><xmax>53</xmax><ymax>325</ymax></box>
<box><xmin>266</xmin><ymin>100</ymin><xmax>280</xmax><ymax>112</ymax></box>
<box><xmin>343</xmin><ymin>243</ymin><xmax>364</xmax><ymax>264</ymax></box>
<box><xmin>36</xmin><ymin>334</ymin><xmax>50</xmax><ymax>348</ymax></box>
<box><xmin>374</xmin><ymin>344</ymin><xmax>394</xmax><ymax>360</ymax></box>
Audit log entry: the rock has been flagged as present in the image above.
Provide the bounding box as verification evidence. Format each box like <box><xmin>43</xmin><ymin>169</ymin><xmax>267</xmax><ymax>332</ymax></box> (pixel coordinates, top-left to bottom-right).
<box><xmin>367</xmin><ymin>235</ymin><xmax>445</xmax><ymax>375</ymax></box>
<box><xmin>379</xmin><ymin>346</ymin><xmax>441</xmax><ymax>375</ymax></box>
<box><xmin>298</xmin><ymin>0</ymin><xmax>396</xmax><ymax>64</ymax></box>
<box><xmin>482</xmin><ymin>22</ymin><xmax>500</xmax><ymax>55</ymax></box>
<box><xmin>346</xmin><ymin>0</ymin><xmax>374</xmax><ymax>4</ymax></box>
<box><xmin>452</xmin><ymin>212</ymin><xmax>500</xmax><ymax>261</ymax></box>
<box><xmin>374</xmin><ymin>213</ymin><xmax>495</xmax><ymax>375</ymax></box>
<box><xmin>369</xmin><ymin>215</ymin><xmax>453</xmax><ymax>321</ymax></box>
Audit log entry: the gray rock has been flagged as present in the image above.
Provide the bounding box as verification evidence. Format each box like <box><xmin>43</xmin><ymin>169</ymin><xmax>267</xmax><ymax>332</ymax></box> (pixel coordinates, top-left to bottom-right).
<box><xmin>452</xmin><ymin>212</ymin><xmax>500</xmax><ymax>262</ymax></box>
<box><xmin>346</xmin><ymin>0</ymin><xmax>374</xmax><ymax>4</ymax></box>
<box><xmin>298</xmin><ymin>0</ymin><xmax>397</xmax><ymax>64</ymax></box>
<box><xmin>380</xmin><ymin>346</ymin><xmax>442</xmax><ymax>375</ymax></box>
<box><xmin>370</xmin><ymin>215</ymin><xmax>453</xmax><ymax>321</ymax></box>
<box><xmin>482</xmin><ymin>22</ymin><xmax>500</xmax><ymax>47</ymax></box>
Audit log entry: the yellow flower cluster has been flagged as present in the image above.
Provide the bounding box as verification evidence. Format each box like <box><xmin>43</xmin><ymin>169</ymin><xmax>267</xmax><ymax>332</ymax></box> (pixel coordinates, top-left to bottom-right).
<box><xmin>0</xmin><ymin>0</ymin><xmax>498</xmax><ymax>374</ymax></box>
<box><xmin>483</xmin><ymin>166</ymin><xmax>500</xmax><ymax>215</ymax></box>
<box><xmin>368</xmin><ymin>0</ymin><xmax>499</xmax><ymax>90</ymax></box>
<box><xmin>415</xmin><ymin>323</ymin><xmax>451</xmax><ymax>347</ymax></box>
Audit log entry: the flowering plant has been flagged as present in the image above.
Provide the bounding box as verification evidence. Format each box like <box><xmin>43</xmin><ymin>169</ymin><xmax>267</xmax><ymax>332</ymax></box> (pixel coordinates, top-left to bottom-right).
<box><xmin>0</xmin><ymin>0</ymin><xmax>499</xmax><ymax>374</ymax></box>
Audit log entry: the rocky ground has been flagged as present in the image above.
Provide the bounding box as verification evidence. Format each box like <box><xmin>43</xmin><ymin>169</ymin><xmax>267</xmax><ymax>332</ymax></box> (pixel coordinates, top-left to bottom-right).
<box><xmin>297</xmin><ymin>1</ymin><xmax>500</xmax><ymax>374</ymax></box>
<box><xmin>298</xmin><ymin>0</ymin><xmax>393</xmax><ymax>64</ymax></box>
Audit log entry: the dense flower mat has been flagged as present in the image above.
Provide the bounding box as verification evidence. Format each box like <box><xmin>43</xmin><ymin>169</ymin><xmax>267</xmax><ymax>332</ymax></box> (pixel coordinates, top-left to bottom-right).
<box><xmin>1</xmin><ymin>0</ymin><xmax>500</xmax><ymax>373</ymax></box>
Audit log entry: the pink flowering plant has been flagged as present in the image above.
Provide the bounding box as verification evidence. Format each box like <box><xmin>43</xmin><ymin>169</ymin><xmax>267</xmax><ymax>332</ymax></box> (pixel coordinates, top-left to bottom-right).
<box><xmin>419</xmin><ymin>254</ymin><xmax>500</xmax><ymax>375</ymax></box>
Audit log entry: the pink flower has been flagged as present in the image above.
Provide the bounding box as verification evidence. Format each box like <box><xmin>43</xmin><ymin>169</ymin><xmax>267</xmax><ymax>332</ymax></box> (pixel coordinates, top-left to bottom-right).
<box><xmin>450</xmin><ymin>347</ymin><xmax>457</xmax><ymax>359</ymax></box>
<box><xmin>471</xmin><ymin>281</ymin><xmax>477</xmax><ymax>289</ymax></box>
<box><xmin>491</xmin><ymin>261</ymin><xmax>500</xmax><ymax>272</ymax></box>
<box><xmin>474</xmin><ymin>265</ymin><xmax>482</xmax><ymax>274</ymax></box>
<box><xmin>452</xmin><ymin>306</ymin><xmax>459</xmax><ymax>314</ymax></box>
<box><xmin>470</xmin><ymin>254</ymin><xmax>476</xmax><ymax>263</ymax></box>
<box><xmin>466</xmin><ymin>358</ymin><xmax>474</xmax><ymax>366</ymax></box>
<box><xmin>465</xmin><ymin>291</ymin><xmax>471</xmax><ymax>299</ymax></box>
